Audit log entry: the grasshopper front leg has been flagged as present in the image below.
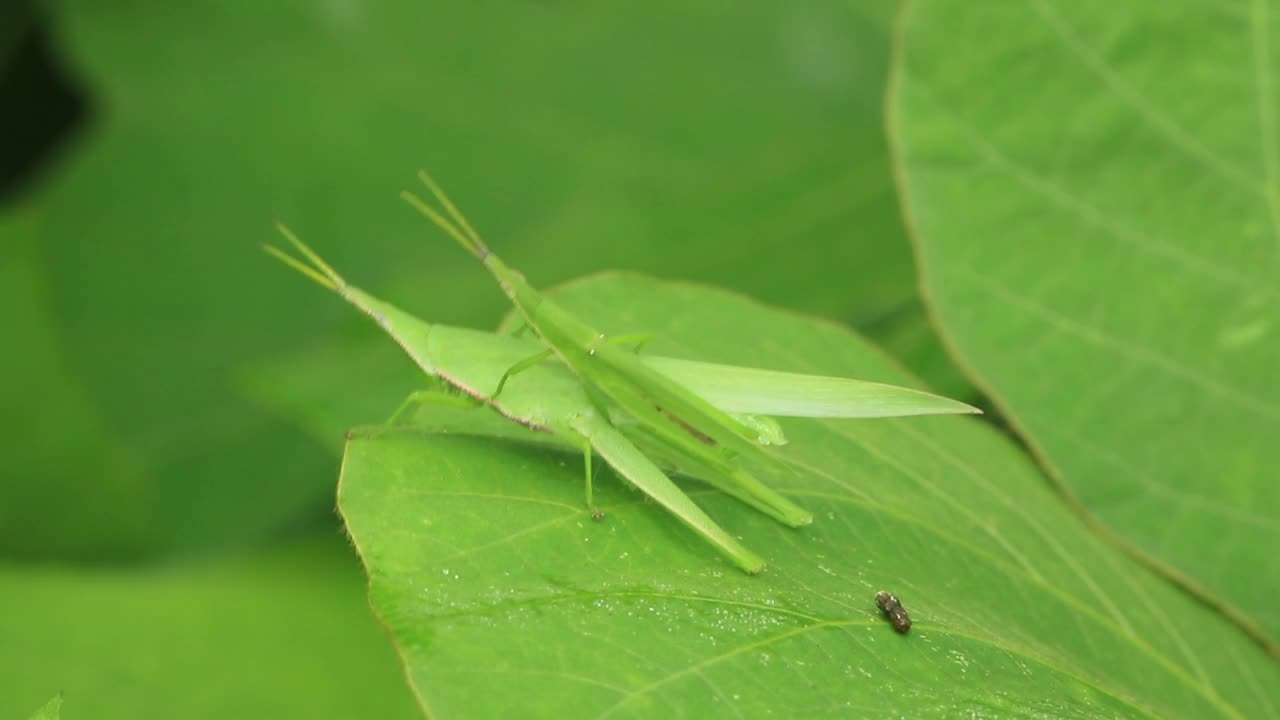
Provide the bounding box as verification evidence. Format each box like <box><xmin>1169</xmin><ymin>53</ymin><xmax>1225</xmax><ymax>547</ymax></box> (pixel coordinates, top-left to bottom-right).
<box><xmin>491</xmin><ymin>348</ymin><xmax>555</xmax><ymax>400</ymax></box>
<box><xmin>579</xmin><ymin>439</ymin><xmax>605</xmax><ymax>521</ymax></box>
<box><xmin>603</xmin><ymin>333</ymin><xmax>652</xmax><ymax>354</ymax></box>
<box><xmin>386</xmin><ymin>382</ymin><xmax>483</xmax><ymax>426</ymax></box>
<box><xmin>493</xmin><ymin>333</ymin><xmax>650</xmax><ymax>399</ymax></box>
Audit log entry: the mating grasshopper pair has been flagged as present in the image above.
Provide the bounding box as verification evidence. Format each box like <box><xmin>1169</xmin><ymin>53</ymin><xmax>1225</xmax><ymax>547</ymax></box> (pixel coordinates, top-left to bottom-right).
<box><xmin>268</xmin><ymin>172</ymin><xmax>977</xmax><ymax>573</ymax></box>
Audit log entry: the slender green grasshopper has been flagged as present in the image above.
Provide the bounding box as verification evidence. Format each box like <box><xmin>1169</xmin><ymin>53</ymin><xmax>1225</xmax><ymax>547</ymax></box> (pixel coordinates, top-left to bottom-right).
<box><xmin>268</xmin><ymin>174</ymin><xmax>977</xmax><ymax>572</ymax></box>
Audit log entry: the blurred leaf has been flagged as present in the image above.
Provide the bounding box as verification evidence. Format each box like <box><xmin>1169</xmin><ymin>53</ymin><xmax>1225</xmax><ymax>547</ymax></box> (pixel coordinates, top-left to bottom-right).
<box><xmin>341</xmin><ymin>276</ymin><xmax>1278</xmax><ymax>718</ymax></box>
<box><xmin>239</xmin><ymin>336</ymin><xmax>423</xmax><ymax>456</ymax></box>
<box><xmin>0</xmin><ymin>534</ymin><xmax>421</xmax><ymax>720</ymax></box>
<box><xmin>10</xmin><ymin>0</ymin><xmax>964</xmax><ymax>558</ymax></box>
<box><xmin>26</xmin><ymin>695</ymin><xmax>60</xmax><ymax>720</ymax></box>
<box><xmin>891</xmin><ymin>0</ymin><xmax>1280</xmax><ymax>651</ymax></box>
<box><xmin>857</xmin><ymin>296</ymin><xmax>976</xmax><ymax>401</ymax></box>
<box><xmin>0</xmin><ymin>209</ymin><xmax>151</xmax><ymax>558</ymax></box>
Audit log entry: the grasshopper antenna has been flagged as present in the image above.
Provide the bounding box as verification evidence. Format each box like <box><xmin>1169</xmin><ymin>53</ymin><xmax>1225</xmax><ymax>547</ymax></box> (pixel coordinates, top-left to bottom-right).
<box><xmin>263</xmin><ymin>222</ymin><xmax>343</xmax><ymax>291</ymax></box>
<box><xmin>400</xmin><ymin>170</ymin><xmax>492</xmax><ymax>260</ymax></box>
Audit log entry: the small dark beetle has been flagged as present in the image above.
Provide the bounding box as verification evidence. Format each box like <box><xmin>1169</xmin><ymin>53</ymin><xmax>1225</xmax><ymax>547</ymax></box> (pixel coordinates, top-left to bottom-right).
<box><xmin>875</xmin><ymin>591</ymin><xmax>912</xmax><ymax>634</ymax></box>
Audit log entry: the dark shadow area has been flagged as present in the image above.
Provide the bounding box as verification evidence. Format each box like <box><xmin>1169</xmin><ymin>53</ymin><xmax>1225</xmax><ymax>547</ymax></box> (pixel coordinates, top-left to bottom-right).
<box><xmin>0</xmin><ymin>6</ymin><xmax>90</xmax><ymax>205</ymax></box>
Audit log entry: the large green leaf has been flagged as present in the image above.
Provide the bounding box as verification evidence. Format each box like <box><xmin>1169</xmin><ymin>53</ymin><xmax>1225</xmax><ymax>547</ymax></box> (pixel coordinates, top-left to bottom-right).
<box><xmin>340</xmin><ymin>276</ymin><xmax>1279</xmax><ymax>718</ymax></box>
<box><xmin>0</xmin><ymin>534</ymin><xmax>421</xmax><ymax>720</ymax></box>
<box><xmin>890</xmin><ymin>0</ymin><xmax>1280</xmax><ymax>651</ymax></box>
<box><xmin>13</xmin><ymin>0</ymin><xmax>951</xmax><ymax>559</ymax></box>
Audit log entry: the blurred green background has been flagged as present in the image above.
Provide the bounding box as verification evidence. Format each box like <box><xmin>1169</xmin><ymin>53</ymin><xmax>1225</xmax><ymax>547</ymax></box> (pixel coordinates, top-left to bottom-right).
<box><xmin>6</xmin><ymin>0</ymin><xmax>1278</xmax><ymax>716</ymax></box>
<box><xmin>2</xmin><ymin>0</ymin><xmax>966</xmax><ymax>716</ymax></box>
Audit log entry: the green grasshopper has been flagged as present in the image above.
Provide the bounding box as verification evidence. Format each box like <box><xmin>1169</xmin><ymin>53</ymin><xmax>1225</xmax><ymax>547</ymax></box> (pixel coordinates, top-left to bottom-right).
<box><xmin>268</xmin><ymin>174</ymin><xmax>978</xmax><ymax>572</ymax></box>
